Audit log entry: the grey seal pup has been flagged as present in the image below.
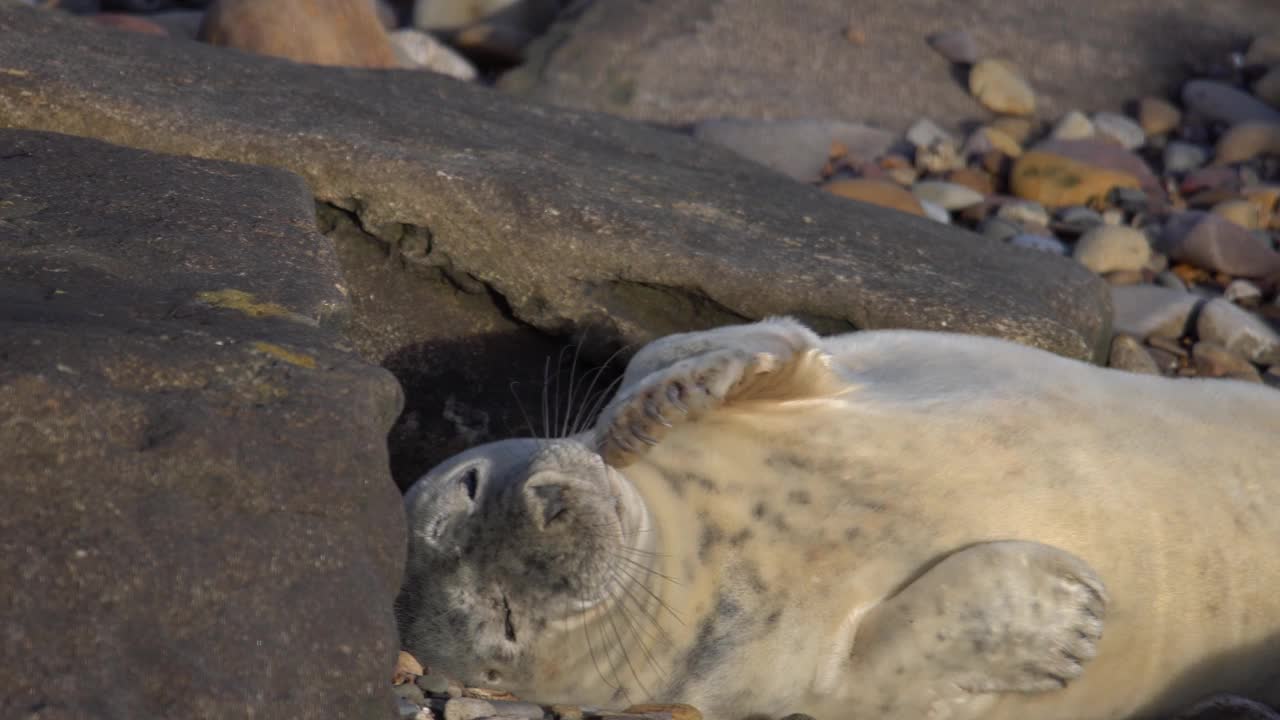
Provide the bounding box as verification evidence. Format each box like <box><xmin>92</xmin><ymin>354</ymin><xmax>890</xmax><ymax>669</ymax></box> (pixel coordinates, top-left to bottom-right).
<box><xmin>397</xmin><ymin>318</ymin><xmax>1280</xmax><ymax>720</ymax></box>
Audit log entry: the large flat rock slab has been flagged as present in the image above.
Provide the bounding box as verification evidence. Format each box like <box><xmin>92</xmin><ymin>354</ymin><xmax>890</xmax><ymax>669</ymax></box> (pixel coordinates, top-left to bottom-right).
<box><xmin>0</xmin><ymin>4</ymin><xmax>1110</xmax><ymax>362</ymax></box>
<box><xmin>500</xmin><ymin>0</ymin><xmax>1280</xmax><ymax>134</ymax></box>
<box><xmin>0</xmin><ymin>130</ymin><xmax>405</xmax><ymax>719</ymax></box>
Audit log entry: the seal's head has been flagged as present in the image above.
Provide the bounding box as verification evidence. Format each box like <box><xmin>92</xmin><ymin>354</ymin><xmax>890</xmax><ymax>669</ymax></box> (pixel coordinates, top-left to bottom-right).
<box><xmin>396</xmin><ymin>437</ymin><xmax>651</xmax><ymax>694</ymax></box>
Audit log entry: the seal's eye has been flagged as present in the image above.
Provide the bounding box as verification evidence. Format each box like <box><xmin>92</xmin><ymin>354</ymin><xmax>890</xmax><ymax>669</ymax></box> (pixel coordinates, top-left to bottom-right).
<box><xmin>484</xmin><ymin>669</ymin><xmax>502</xmax><ymax>684</ymax></box>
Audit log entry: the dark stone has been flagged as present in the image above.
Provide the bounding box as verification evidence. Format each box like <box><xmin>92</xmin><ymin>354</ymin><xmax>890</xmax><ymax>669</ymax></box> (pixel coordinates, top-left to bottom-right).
<box><xmin>0</xmin><ymin>3</ymin><xmax>1111</xmax><ymax>363</ymax></box>
<box><xmin>0</xmin><ymin>130</ymin><xmax>404</xmax><ymax>719</ymax></box>
<box><xmin>499</xmin><ymin>0</ymin><xmax>1280</xmax><ymax>135</ymax></box>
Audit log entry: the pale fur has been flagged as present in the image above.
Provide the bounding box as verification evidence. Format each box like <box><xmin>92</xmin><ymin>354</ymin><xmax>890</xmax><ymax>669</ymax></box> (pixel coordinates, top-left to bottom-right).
<box><xmin>398</xmin><ymin>318</ymin><xmax>1280</xmax><ymax>720</ymax></box>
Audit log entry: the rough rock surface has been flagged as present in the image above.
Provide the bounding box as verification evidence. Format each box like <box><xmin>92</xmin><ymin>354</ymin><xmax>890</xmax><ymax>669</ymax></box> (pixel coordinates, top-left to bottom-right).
<box><xmin>0</xmin><ymin>3</ymin><xmax>1112</xmax><ymax>368</ymax></box>
<box><xmin>498</xmin><ymin>0</ymin><xmax>1280</xmax><ymax>133</ymax></box>
<box><xmin>0</xmin><ymin>130</ymin><xmax>405</xmax><ymax>719</ymax></box>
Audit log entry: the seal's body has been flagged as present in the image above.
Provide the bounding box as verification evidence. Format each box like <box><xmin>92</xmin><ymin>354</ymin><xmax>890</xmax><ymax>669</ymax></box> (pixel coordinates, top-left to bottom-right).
<box><xmin>398</xmin><ymin>318</ymin><xmax>1280</xmax><ymax>720</ymax></box>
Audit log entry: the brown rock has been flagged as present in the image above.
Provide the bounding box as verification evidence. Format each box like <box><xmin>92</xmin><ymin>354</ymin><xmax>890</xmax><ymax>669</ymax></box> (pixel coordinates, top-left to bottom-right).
<box><xmin>947</xmin><ymin>167</ymin><xmax>996</xmax><ymax>196</ymax></box>
<box><xmin>980</xmin><ymin>126</ymin><xmax>1024</xmax><ymax>157</ymax></box>
<box><xmin>822</xmin><ymin>178</ymin><xmax>926</xmax><ymax>216</ymax></box>
<box><xmin>990</xmin><ymin>115</ymin><xmax>1034</xmax><ymax>144</ymax></box>
<box><xmin>1255</xmin><ymin>66</ymin><xmax>1280</xmax><ymax>108</ymax></box>
<box><xmin>1246</xmin><ymin>33</ymin><xmax>1280</xmax><ymax>66</ymax></box>
<box><xmin>199</xmin><ymin>0</ymin><xmax>400</xmax><ymax>69</ymax></box>
<box><xmin>1242</xmin><ymin>185</ymin><xmax>1280</xmax><ymax>229</ymax></box>
<box><xmin>91</xmin><ymin>13</ymin><xmax>168</xmax><ymax>35</ymax></box>
<box><xmin>1211</xmin><ymin>199</ymin><xmax>1262</xmax><ymax>229</ymax></box>
<box><xmin>1135</xmin><ymin>96</ymin><xmax>1181</xmax><ymax>135</ymax></box>
<box><xmin>394</xmin><ymin>651</ymin><xmax>426</xmax><ymax>685</ymax></box>
<box><xmin>1012</xmin><ymin>138</ymin><xmax>1163</xmax><ymax>209</ymax></box>
<box><xmin>1162</xmin><ymin>212</ymin><xmax>1280</xmax><ymax>277</ymax></box>
<box><xmin>969</xmin><ymin>59</ymin><xmax>1036</xmax><ymax>115</ymax></box>
<box><xmin>1213</xmin><ymin>122</ymin><xmax>1280</xmax><ymax>165</ymax></box>
<box><xmin>1011</xmin><ymin>150</ymin><xmax>1140</xmax><ymax>208</ymax></box>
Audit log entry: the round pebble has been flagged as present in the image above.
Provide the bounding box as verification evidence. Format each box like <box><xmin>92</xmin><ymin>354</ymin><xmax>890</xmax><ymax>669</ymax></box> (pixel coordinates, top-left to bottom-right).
<box><xmin>822</xmin><ymin>178</ymin><xmax>926</xmax><ymax>216</ymax></box>
<box><xmin>1054</xmin><ymin>206</ymin><xmax>1105</xmax><ymax>235</ymax></box>
<box><xmin>1163</xmin><ymin>141</ymin><xmax>1209</xmax><ymax>174</ymax></box>
<box><xmin>979</xmin><ymin>217</ymin><xmax>1021</xmax><ymax>242</ymax></box>
<box><xmin>969</xmin><ymin>59</ymin><xmax>1036</xmax><ymax>116</ymax></box>
<box><xmin>1093</xmin><ymin>112</ymin><xmax>1146</xmax><ymax>150</ymax></box>
<box><xmin>926</xmin><ymin>29</ymin><xmax>978</xmax><ymax>64</ymax></box>
<box><xmin>1136</xmin><ymin>96</ymin><xmax>1181</xmax><ymax>136</ymax></box>
<box><xmin>1050</xmin><ymin>110</ymin><xmax>1095</xmax><ymax>140</ymax></box>
<box><xmin>1182</xmin><ymin>79</ymin><xmax>1280</xmax><ymax>126</ymax></box>
<box><xmin>912</xmin><ymin>180</ymin><xmax>984</xmax><ymax>210</ymax></box>
<box><xmin>417</xmin><ymin>673</ymin><xmax>454</xmax><ymax>697</ymax></box>
<box><xmin>1108</xmin><ymin>334</ymin><xmax>1160</xmax><ymax>375</ymax></box>
<box><xmin>443</xmin><ymin>698</ymin><xmax>497</xmax><ymax>720</ymax></box>
<box><xmin>905</xmin><ymin>118</ymin><xmax>955</xmax><ymax>149</ymax></box>
<box><xmin>1213</xmin><ymin>122</ymin><xmax>1280</xmax><ymax>165</ymax></box>
<box><xmin>1073</xmin><ymin>225</ymin><xmax>1152</xmax><ymax>274</ymax></box>
<box><xmin>1211</xmin><ymin>199</ymin><xmax>1262</xmax><ymax>230</ymax></box>
<box><xmin>996</xmin><ymin>199</ymin><xmax>1050</xmax><ymax>228</ymax></box>
<box><xmin>1224</xmin><ymin>279</ymin><xmax>1263</xmax><ymax>306</ymax></box>
<box><xmin>1254</xmin><ymin>66</ymin><xmax>1280</xmax><ymax>108</ymax></box>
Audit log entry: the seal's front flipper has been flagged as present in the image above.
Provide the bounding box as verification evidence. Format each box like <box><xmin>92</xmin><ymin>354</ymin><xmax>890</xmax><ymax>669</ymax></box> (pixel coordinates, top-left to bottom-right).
<box><xmin>841</xmin><ymin>541</ymin><xmax>1107</xmax><ymax>716</ymax></box>
<box><xmin>594</xmin><ymin>317</ymin><xmax>848</xmax><ymax>467</ymax></box>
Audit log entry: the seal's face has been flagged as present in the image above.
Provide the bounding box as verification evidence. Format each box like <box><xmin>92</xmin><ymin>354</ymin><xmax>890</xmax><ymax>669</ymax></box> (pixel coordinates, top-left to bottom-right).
<box><xmin>397</xmin><ymin>437</ymin><xmax>645</xmax><ymax>693</ymax></box>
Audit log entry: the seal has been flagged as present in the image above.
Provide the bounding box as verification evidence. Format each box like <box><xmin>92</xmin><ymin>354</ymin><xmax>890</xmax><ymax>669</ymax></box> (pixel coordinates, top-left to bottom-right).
<box><xmin>396</xmin><ymin>317</ymin><xmax>1280</xmax><ymax>720</ymax></box>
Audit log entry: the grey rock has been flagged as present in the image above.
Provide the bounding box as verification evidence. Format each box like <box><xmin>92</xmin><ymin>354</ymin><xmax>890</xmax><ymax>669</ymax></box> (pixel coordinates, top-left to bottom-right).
<box><xmin>396</xmin><ymin>682</ymin><xmax>430</xmax><ymax>706</ymax></box>
<box><xmin>401</xmin><ymin>697</ymin><xmax>431</xmax><ymax>718</ymax></box>
<box><xmin>906</xmin><ymin>117</ymin><xmax>956</xmax><ymax>149</ymax></box>
<box><xmin>1108</xmin><ymin>334</ymin><xmax>1161</xmax><ymax>374</ymax></box>
<box><xmin>979</xmin><ymin>216</ymin><xmax>1021</xmax><ymax>242</ymax></box>
<box><xmin>1053</xmin><ymin>206</ymin><xmax>1105</xmax><ymax>235</ymax></box>
<box><xmin>391</xmin><ymin>28</ymin><xmax>479</xmax><ymax>80</ymax></box>
<box><xmin>1163</xmin><ymin>141</ymin><xmax>1210</xmax><ymax>174</ymax></box>
<box><xmin>417</xmin><ymin>673</ymin><xmax>455</xmax><ymax>697</ymax></box>
<box><xmin>0</xmin><ymin>4</ymin><xmax>1112</xmax><ymax>364</ymax></box>
<box><xmin>1009</xmin><ymin>233</ymin><xmax>1067</xmax><ymax>255</ymax></box>
<box><xmin>919</xmin><ymin>199</ymin><xmax>951</xmax><ymax>223</ymax></box>
<box><xmin>1109</xmin><ymin>187</ymin><xmax>1148</xmax><ymax>214</ymax></box>
<box><xmin>926</xmin><ymin>28</ymin><xmax>979</xmax><ymax>64</ymax></box>
<box><xmin>1161</xmin><ymin>212</ymin><xmax>1280</xmax><ymax>277</ymax></box>
<box><xmin>487</xmin><ymin>700</ymin><xmax>548</xmax><ymax>718</ymax></box>
<box><xmin>1196</xmin><ymin>299</ymin><xmax>1280</xmax><ymax>365</ymax></box>
<box><xmin>499</xmin><ymin>0</ymin><xmax>1280</xmax><ymax>135</ymax></box>
<box><xmin>1155</xmin><ymin>270</ymin><xmax>1190</xmax><ymax>291</ymax></box>
<box><xmin>692</xmin><ymin>118</ymin><xmax>895</xmax><ymax>183</ymax></box>
<box><xmin>1182</xmin><ymin>79</ymin><xmax>1280</xmax><ymax>126</ymax></box>
<box><xmin>1111</xmin><ymin>284</ymin><xmax>1202</xmax><ymax>339</ymax></box>
<box><xmin>444</xmin><ymin>698</ymin><xmax>499</xmax><ymax>720</ymax></box>
<box><xmin>0</xmin><ymin>131</ymin><xmax>403</xmax><ymax>718</ymax></box>
<box><xmin>1224</xmin><ymin>279</ymin><xmax>1263</xmax><ymax>306</ymax></box>
<box><xmin>1092</xmin><ymin>111</ymin><xmax>1145</xmax><ymax>150</ymax></box>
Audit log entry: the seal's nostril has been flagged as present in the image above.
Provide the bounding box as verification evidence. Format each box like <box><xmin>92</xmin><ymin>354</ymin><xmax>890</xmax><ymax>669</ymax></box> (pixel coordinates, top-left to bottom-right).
<box><xmin>460</xmin><ymin>466</ymin><xmax>480</xmax><ymax>501</ymax></box>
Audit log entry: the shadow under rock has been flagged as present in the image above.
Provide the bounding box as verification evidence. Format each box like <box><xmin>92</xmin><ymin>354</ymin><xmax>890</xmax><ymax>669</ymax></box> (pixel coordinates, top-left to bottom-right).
<box><xmin>383</xmin><ymin>328</ymin><xmax>627</xmax><ymax>492</ymax></box>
